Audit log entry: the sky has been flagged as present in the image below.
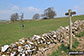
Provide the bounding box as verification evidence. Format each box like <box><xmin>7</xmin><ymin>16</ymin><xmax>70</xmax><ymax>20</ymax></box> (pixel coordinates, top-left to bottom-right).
<box><xmin>0</xmin><ymin>0</ymin><xmax>84</xmax><ymax>20</ymax></box>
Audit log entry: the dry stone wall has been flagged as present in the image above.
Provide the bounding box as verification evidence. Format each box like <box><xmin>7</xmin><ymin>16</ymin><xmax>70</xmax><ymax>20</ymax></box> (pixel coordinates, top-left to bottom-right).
<box><xmin>0</xmin><ymin>20</ymin><xmax>84</xmax><ymax>56</ymax></box>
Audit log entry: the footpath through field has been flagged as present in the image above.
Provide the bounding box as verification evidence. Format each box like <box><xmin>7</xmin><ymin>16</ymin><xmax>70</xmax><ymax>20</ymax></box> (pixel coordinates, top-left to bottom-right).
<box><xmin>77</xmin><ymin>37</ymin><xmax>84</xmax><ymax>51</ymax></box>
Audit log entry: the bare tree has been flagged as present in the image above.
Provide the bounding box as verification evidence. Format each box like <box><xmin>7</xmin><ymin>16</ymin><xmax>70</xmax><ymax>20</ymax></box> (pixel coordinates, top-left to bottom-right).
<box><xmin>10</xmin><ymin>13</ymin><xmax>19</xmax><ymax>22</ymax></box>
<box><xmin>32</xmin><ymin>13</ymin><xmax>40</xmax><ymax>20</ymax></box>
<box><xmin>43</xmin><ymin>7</ymin><xmax>56</xmax><ymax>19</ymax></box>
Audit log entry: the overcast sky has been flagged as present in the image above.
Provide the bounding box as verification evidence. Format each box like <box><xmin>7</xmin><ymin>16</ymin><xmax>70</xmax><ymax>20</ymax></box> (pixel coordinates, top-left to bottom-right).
<box><xmin>0</xmin><ymin>0</ymin><xmax>84</xmax><ymax>20</ymax></box>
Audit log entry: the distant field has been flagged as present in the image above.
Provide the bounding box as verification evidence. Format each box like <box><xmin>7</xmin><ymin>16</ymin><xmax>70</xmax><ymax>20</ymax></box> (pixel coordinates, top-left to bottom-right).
<box><xmin>0</xmin><ymin>15</ymin><xmax>84</xmax><ymax>46</ymax></box>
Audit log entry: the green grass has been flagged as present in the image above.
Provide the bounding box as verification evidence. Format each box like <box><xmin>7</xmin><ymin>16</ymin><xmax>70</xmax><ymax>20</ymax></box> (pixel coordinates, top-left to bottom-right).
<box><xmin>50</xmin><ymin>38</ymin><xmax>80</xmax><ymax>56</ymax></box>
<box><xmin>49</xmin><ymin>43</ymin><xmax>69</xmax><ymax>56</ymax></box>
<box><xmin>72</xmin><ymin>38</ymin><xmax>80</xmax><ymax>49</ymax></box>
<box><xmin>0</xmin><ymin>15</ymin><xmax>84</xmax><ymax>46</ymax></box>
<box><xmin>76</xmin><ymin>31</ymin><xmax>84</xmax><ymax>37</ymax></box>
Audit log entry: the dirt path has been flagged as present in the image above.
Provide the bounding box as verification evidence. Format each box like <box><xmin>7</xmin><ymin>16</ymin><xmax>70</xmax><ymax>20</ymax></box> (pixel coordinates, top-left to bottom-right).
<box><xmin>45</xmin><ymin>43</ymin><xmax>61</xmax><ymax>56</ymax></box>
<box><xmin>77</xmin><ymin>37</ymin><xmax>84</xmax><ymax>51</ymax></box>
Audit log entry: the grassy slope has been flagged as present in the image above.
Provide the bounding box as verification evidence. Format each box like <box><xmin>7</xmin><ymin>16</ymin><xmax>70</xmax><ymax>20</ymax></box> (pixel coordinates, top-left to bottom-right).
<box><xmin>0</xmin><ymin>15</ymin><xmax>84</xmax><ymax>46</ymax></box>
<box><xmin>50</xmin><ymin>30</ymin><xmax>84</xmax><ymax>56</ymax></box>
<box><xmin>76</xmin><ymin>31</ymin><xmax>84</xmax><ymax>37</ymax></box>
<box><xmin>50</xmin><ymin>38</ymin><xmax>80</xmax><ymax>56</ymax></box>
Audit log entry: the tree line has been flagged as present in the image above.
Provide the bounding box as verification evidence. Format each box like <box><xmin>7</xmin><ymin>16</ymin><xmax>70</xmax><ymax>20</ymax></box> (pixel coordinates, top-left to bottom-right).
<box><xmin>10</xmin><ymin>7</ymin><xmax>56</xmax><ymax>22</ymax></box>
<box><xmin>33</xmin><ymin>7</ymin><xmax>56</xmax><ymax>20</ymax></box>
<box><xmin>10</xmin><ymin>13</ymin><xmax>24</xmax><ymax>22</ymax></box>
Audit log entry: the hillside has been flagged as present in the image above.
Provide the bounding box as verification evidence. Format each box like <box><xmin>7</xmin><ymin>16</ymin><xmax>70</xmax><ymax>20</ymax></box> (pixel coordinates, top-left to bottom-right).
<box><xmin>0</xmin><ymin>15</ymin><xmax>84</xmax><ymax>46</ymax></box>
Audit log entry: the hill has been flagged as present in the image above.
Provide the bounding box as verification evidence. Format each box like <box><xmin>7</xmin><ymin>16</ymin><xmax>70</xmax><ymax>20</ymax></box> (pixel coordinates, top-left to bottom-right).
<box><xmin>0</xmin><ymin>15</ymin><xmax>84</xmax><ymax>46</ymax></box>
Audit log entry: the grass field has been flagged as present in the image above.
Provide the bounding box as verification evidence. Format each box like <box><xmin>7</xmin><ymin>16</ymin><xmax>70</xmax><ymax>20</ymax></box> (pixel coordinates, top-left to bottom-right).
<box><xmin>0</xmin><ymin>15</ymin><xmax>84</xmax><ymax>46</ymax></box>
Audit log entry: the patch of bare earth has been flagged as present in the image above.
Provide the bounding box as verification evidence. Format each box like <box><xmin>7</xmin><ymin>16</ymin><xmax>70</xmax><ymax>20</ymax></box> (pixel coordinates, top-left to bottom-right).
<box><xmin>61</xmin><ymin>37</ymin><xmax>84</xmax><ymax>56</ymax></box>
<box><xmin>46</xmin><ymin>43</ymin><xmax>61</xmax><ymax>56</ymax></box>
<box><xmin>71</xmin><ymin>37</ymin><xmax>84</xmax><ymax>56</ymax></box>
<box><xmin>77</xmin><ymin>37</ymin><xmax>84</xmax><ymax>51</ymax></box>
